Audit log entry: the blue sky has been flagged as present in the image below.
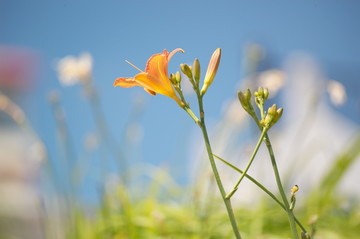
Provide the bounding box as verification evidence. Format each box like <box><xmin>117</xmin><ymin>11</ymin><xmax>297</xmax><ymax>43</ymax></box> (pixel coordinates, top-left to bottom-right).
<box><xmin>2</xmin><ymin>0</ymin><xmax>360</xmax><ymax>200</ymax></box>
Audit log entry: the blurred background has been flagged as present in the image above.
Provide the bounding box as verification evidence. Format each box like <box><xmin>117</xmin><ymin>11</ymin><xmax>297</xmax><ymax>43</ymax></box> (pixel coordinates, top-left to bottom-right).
<box><xmin>1</xmin><ymin>0</ymin><xmax>360</xmax><ymax>238</ymax></box>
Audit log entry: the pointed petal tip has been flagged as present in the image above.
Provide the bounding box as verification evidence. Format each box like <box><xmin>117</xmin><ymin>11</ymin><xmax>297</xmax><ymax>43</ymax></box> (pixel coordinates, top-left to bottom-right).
<box><xmin>113</xmin><ymin>78</ymin><xmax>121</xmax><ymax>87</ymax></box>
<box><xmin>174</xmin><ymin>48</ymin><xmax>184</xmax><ymax>54</ymax></box>
<box><xmin>113</xmin><ymin>77</ymin><xmax>137</xmax><ymax>88</ymax></box>
<box><xmin>168</xmin><ymin>48</ymin><xmax>185</xmax><ymax>61</ymax></box>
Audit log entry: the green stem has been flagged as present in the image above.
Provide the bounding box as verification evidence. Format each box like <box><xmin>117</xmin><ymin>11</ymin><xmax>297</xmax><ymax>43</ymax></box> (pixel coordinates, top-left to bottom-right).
<box><xmin>264</xmin><ymin>133</ymin><xmax>299</xmax><ymax>239</ymax></box>
<box><xmin>226</xmin><ymin>127</ymin><xmax>268</xmax><ymax>199</ymax></box>
<box><xmin>214</xmin><ymin>154</ymin><xmax>308</xmax><ymax>233</ymax></box>
<box><xmin>183</xmin><ymin>106</ymin><xmax>200</xmax><ymax>125</ymax></box>
<box><xmin>251</xmin><ymin>101</ymin><xmax>300</xmax><ymax>238</ymax></box>
<box><xmin>201</xmin><ymin>120</ymin><xmax>242</xmax><ymax>239</ymax></box>
<box><xmin>189</xmin><ymin>94</ymin><xmax>242</xmax><ymax>239</ymax></box>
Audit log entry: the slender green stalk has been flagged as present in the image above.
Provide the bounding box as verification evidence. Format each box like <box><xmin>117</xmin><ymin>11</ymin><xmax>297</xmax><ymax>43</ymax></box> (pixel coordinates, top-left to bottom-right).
<box><xmin>250</xmin><ymin>99</ymin><xmax>300</xmax><ymax>238</ymax></box>
<box><xmin>183</xmin><ymin>93</ymin><xmax>242</xmax><ymax>239</ymax></box>
<box><xmin>226</xmin><ymin>127</ymin><xmax>267</xmax><ymax>199</ymax></box>
<box><xmin>183</xmin><ymin>106</ymin><xmax>200</xmax><ymax>125</ymax></box>
<box><xmin>200</xmin><ymin>120</ymin><xmax>242</xmax><ymax>239</ymax></box>
<box><xmin>264</xmin><ymin>133</ymin><xmax>299</xmax><ymax>239</ymax></box>
<box><xmin>214</xmin><ymin>154</ymin><xmax>308</xmax><ymax>233</ymax></box>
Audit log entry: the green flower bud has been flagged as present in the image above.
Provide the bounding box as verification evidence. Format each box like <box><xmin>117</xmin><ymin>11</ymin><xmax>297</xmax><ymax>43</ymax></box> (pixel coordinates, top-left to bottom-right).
<box><xmin>238</xmin><ymin>88</ymin><xmax>260</xmax><ymax>121</ymax></box>
<box><xmin>201</xmin><ymin>48</ymin><xmax>221</xmax><ymax>96</ymax></box>
<box><xmin>180</xmin><ymin>64</ymin><xmax>193</xmax><ymax>79</ymax></box>
<box><xmin>254</xmin><ymin>87</ymin><xmax>262</xmax><ymax>105</ymax></box>
<box><xmin>175</xmin><ymin>71</ymin><xmax>182</xmax><ymax>84</ymax></box>
<box><xmin>263</xmin><ymin>104</ymin><xmax>276</xmax><ymax>127</ymax></box>
<box><xmin>244</xmin><ymin>88</ymin><xmax>252</xmax><ymax>101</ymax></box>
<box><xmin>263</xmin><ymin>88</ymin><xmax>269</xmax><ymax>100</ymax></box>
<box><xmin>169</xmin><ymin>73</ymin><xmax>177</xmax><ymax>85</ymax></box>
<box><xmin>254</xmin><ymin>87</ymin><xmax>269</xmax><ymax>105</ymax></box>
<box><xmin>268</xmin><ymin>104</ymin><xmax>277</xmax><ymax>116</ymax></box>
<box><xmin>192</xmin><ymin>58</ymin><xmax>201</xmax><ymax>85</ymax></box>
<box><xmin>273</xmin><ymin>107</ymin><xmax>283</xmax><ymax>125</ymax></box>
<box><xmin>262</xmin><ymin>104</ymin><xmax>283</xmax><ymax>128</ymax></box>
<box><xmin>257</xmin><ymin>87</ymin><xmax>264</xmax><ymax>97</ymax></box>
<box><xmin>238</xmin><ymin>91</ymin><xmax>247</xmax><ymax>105</ymax></box>
<box><xmin>238</xmin><ymin>89</ymin><xmax>252</xmax><ymax>113</ymax></box>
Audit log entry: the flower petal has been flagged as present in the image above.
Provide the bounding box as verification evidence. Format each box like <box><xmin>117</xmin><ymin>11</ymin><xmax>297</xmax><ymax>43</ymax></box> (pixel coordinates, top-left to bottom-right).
<box><xmin>145</xmin><ymin>51</ymin><xmax>169</xmax><ymax>84</ymax></box>
<box><xmin>114</xmin><ymin>48</ymin><xmax>185</xmax><ymax>107</ymax></box>
<box><xmin>168</xmin><ymin>48</ymin><xmax>184</xmax><ymax>61</ymax></box>
<box><xmin>144</xmin><ymin>88</ymin><xmax>156</xmax><ymax>95</ymax></box>
<box><xmin>114</xmin><ymin>77</ymin><xmax>139</xmax><ymax>88</ymax></box>
<box><xmin>134</xmin><ymin>72</ymin><xmax>169</xmax><ymax>95</ymax></box>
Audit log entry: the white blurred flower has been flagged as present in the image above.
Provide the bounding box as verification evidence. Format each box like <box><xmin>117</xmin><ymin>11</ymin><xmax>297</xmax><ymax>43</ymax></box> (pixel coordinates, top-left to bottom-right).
<box><xmin>326</xmin><ymin>79</ymin><xmax>347</xmax><ymax>106</ymax></box>
<box><xmin>56</xmin><ymin>52</ymin><xmax>93</xmax><ymax>86</ymax></box>
<box><xmin>27</xmin><ymin>141</ymin><xmax>47</xmax><ymax>164</ymax></box>
<box><xmin>258</xmin><ymin>69</ymin><xmax>286</xmax><ymax>98</ymax></box>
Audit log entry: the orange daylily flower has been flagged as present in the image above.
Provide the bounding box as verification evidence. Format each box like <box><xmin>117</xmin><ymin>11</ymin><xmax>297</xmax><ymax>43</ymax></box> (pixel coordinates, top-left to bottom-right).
<box><xmin>114</xmin><ymin>48</ymin><xmax>184</xmax><ymax>106</ymax></box>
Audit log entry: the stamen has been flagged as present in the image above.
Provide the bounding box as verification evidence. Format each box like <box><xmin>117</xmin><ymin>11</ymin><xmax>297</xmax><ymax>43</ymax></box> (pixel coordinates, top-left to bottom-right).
<box><xmin>125</xmin><ymin>60</ymin><xmax>143</xmax><ymax>72</ymax></box>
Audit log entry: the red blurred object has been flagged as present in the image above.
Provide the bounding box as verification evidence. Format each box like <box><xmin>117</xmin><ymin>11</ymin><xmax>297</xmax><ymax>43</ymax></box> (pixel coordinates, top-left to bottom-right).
<box><xmin>0</xmin><ymin>45</ymin><xmax>39</xmax><ymax>92</ymax></box>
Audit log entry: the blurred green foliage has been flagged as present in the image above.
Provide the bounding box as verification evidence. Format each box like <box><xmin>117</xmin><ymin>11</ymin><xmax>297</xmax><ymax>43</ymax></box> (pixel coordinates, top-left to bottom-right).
<box><xmin>57</xmin><ymin>136</ymin><xmax>360</xmax><ymax>239</ymax></box>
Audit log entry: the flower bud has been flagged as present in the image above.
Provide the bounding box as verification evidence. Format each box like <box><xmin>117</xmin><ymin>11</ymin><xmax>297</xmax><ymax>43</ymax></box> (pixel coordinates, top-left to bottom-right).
<box><xmin>263</xmin><ymin>88</ymin><xmax>269</xmax><ymax>100</ymax></box>
<box><xmin>238</xmin><ymin>89</ymin><xmax>252</xmax><ymax>113</ymax></box>
<box><xmin>273</xmin><ymin>107</ymin><xmax>283</xmax><ymax>124</ymax></box>
<box><xmin>267</xmin><ymin>104</ymin><xmax>277</xmax><ymax>116</ymax></box>
<box><xmin>244</xmin><ymin>88</ymin><xmax>252</xmax><ymax>102</ymax></box>
<box><xmin>263</xmin><ymin>104</ymin><xmax>276</xmax><ymax>126</ymax></box>
<box><xmin>200</xmin><ymin>48</ymin><xmax>221</xmax><ymax>95</ymax></box>
<box><xmin>192</xmin><ymin>58</ymin><xmax>201</xmax><ymax>85</ymax></box>
<box><xmin>291</xmin><ymin>185</ymin><xmax>299</xmax><ymax>195</ymax></box>
<box><xmin>289</xmin><ymin>185</ymin><xmax>298</xmax><ymax>211</ymax></box>
<box><xmin>238</xmin><ymin>91</ymin><xmax>247</xmax><ymax>106</ymax></box>
<box><xmin>257</xmin><ymin>87</ymin><xmax>264</xmax><ymax>97</ymax></box>
<box><xmin>254</xmin><ymin>87</ymin><xmax>269</xmax><ymax>105</ymax></box>
<box><xmin>175</xmin><ymin>71</ymin><xmax>182</xmax><ymax>84</ymax></box>
<box><xmin>180</xmin><ymin>64</ymin><xmax>193</xmax><ymax>79</ymax></box>
<box><xmin>254</xmin><ymin>87</ymin><xmax>262</xmax><ymax>104</ymax></box>
<box><xmin>262</xmin><ymin>104</ymin><xmax>283</xmax><ymax>128</ymax></box>
<box><xmin>169</xmin><ymin>73</ymin><xmax>177</xmax><ymax>85</ymax></box>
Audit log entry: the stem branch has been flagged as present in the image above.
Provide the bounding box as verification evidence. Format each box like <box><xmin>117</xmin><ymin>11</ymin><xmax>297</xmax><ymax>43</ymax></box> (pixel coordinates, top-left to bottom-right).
<box><xmin>226</xmin><ymin>127</ymin><xmax>267</xmax><ymax>199</ymax></box>
<box><xmin>214</xmin><ymin>154</ymin><xmax>308</xmax><ymax>233</ymax></box>
<box><xmin>264</xmin><ymin>133</ymin><xmax>299</xmax><ymax>239</ymax></box>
